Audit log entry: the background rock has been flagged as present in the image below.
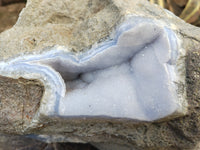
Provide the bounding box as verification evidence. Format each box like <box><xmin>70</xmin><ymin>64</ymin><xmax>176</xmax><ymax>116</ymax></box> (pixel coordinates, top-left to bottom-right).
<box><xmin>0</xmin><ymin>134</ymin><xmax>98</xmax><ymax>150</ymax></box>
<box><xmin>0</xmin><ymin>0</ymin><xmax>25</xmax><ymax>6</ymax></box>
<box><xmin>0</xmin><ymin>2</ymin><xmax>25</xmax><ymax>32</ymax></box>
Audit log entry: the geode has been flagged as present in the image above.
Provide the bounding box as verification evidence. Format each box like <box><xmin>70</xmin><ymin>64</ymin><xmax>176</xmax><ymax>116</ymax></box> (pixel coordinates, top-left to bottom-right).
<box><xmin>0</xmin><ymin>0</ymin><xmax>200</xmax><ymax>150</ymax></box>
<box><xmin>0</xmin><ymin>17</ymin><xmax>186</xmax><ymax>122</ymax></box>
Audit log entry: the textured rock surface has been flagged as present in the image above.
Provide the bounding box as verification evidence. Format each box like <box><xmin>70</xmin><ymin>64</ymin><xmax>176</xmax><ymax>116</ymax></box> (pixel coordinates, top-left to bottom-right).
<box><xmin>0</xmin><ymin>76</ymin><xmax>43</xmax><ymax>133</ymax></box>
<box><xmin>0</xmin><ymin>0</ymin><xmax>200</xmax><ymax>150</ymax></box>
<box><xmin>0</xmin><ymin>134</ymin><xmax>98</xmax><ymax>150</ymax></box>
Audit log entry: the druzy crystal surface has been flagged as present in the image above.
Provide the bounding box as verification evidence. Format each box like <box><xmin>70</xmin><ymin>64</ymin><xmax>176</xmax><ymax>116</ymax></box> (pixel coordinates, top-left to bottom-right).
<box><xmin>0</xmin><ymin>18</ymin><xmax>186</xmax><ymax>121</ymax></box>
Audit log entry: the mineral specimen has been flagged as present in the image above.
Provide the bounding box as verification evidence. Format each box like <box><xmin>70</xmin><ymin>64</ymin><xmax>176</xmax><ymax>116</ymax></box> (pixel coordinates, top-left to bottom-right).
<box><xmin>0</xmin><ymin>0</ymin><xmax>200</xmax><ymax>150</ymax></box>
<box><xmin>0</xmin><ymin>17</ymin><xmax>186</xmax><ymax>122</ymax></box>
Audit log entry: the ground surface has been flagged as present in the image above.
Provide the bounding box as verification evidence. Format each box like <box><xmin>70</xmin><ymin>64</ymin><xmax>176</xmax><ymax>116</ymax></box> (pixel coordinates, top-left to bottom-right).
<box><xmin>0</xmin><ymin>3</ymin><xmax>25</xmax><ymax>33</ymax></box>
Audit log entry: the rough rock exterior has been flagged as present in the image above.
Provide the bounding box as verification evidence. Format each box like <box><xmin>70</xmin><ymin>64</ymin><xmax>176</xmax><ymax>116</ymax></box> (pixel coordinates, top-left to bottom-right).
<box><xmin>0</xmin><ymin>0</ymin><xmax>200</xmax><ymax>150</ymax></box>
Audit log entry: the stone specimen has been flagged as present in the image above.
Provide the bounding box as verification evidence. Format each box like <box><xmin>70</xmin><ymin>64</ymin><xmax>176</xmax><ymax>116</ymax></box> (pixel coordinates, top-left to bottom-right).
<box><xmin>0</xmin><ymin>0</ymin><xmax>200</xmax><ymax>150</ymax></box>
<box><xmin>0</xmin><ymin>17</ymin><xmax>186</xmax><ymax>122</ymax></box>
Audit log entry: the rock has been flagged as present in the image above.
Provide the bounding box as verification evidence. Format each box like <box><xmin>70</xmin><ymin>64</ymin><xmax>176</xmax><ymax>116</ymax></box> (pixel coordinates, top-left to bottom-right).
<box><xmin>0</xmin><ymin>0</ymin><xmax>200</xmax><ymax>150</ymax></box>
<box><xmin>0</xmin><ymin>18</ymin><xmax>187</xmax><ymax>122</ymax></box>
<box><xmin>0</xmin><ymin>134</ymin><xmax>98</xmax><ymax>150</ymax></box>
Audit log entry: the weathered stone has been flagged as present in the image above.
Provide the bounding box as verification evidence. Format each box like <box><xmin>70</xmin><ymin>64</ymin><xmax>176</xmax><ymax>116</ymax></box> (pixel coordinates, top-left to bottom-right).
<box><xmin>0</xmin><ymin>76</ymin><xmax>43</xmax><ymax>133</ymax></box>
<box><xmin>0</xmin><ymin>134</ymin><xmax>98</xmax><ymax>150</ymax></box>
<box><xmin>0</xmin><ymin>0</ymin><xmax>200</xmax><ymax>150</ymax></box>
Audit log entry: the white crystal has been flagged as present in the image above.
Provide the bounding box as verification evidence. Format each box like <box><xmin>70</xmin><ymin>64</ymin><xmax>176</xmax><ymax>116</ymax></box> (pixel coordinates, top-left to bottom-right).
<box><xmin>0</xmin><ymin>17</ymin><xmax>186</xmax><ymax>121</ymax></box>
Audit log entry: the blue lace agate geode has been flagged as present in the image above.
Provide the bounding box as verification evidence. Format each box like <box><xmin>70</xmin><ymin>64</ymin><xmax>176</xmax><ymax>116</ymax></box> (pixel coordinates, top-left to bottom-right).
<box><xmin>0</xmin><ymin>17</ymin><xmax>186</xmax><ymax>121</ymax></box>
